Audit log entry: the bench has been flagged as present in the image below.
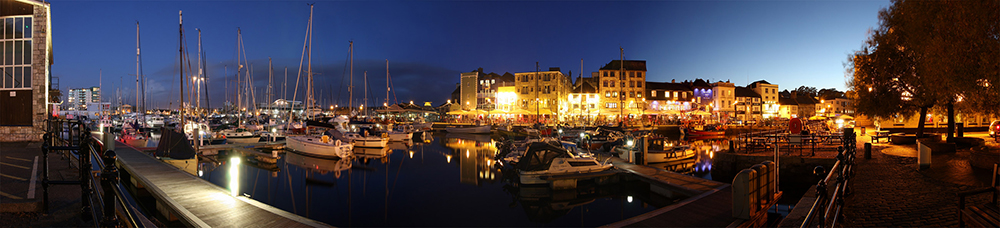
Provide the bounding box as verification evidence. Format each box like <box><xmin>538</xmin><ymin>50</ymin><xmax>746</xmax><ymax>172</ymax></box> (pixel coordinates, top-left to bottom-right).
<box><xmin>871</xmin><ymin>131</ymin><xmax>891</xmax><ymax>143</ymax></box>
<box><xmin>958</xmin><ymin>163</ymin><xmax>1000</xmax><ymax>228</ymax></box>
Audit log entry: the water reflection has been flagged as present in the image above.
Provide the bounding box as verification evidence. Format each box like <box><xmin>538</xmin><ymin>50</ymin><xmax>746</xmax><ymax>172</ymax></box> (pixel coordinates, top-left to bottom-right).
<box><xmin>194</xmin><ymin>132</ymin><xmax>667</xmax><ymax>227</ymax></box>
<box><xmin>442</xmin><ymin>133</ymin><xmax>501</xmax><ymax>186</ymax></box>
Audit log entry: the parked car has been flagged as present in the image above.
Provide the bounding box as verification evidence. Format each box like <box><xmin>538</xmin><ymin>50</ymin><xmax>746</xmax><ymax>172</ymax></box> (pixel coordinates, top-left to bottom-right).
<box><xmin>990</xmin><ymin>120</ymin><xmax>999</xmax><ymax>142</ymax></box>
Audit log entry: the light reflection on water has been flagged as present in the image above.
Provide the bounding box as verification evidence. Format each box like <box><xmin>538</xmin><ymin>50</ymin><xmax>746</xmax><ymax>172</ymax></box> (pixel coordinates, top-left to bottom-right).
<box><xmin>193</xmin><ymin>133</ymin><xmax>686</xmax><ymax>227</ymax></box>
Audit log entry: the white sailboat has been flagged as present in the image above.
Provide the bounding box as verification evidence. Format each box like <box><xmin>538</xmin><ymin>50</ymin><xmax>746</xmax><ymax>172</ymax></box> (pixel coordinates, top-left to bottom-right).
<box><xmin>285</xmin><ymin>5</ymin><xmax>354</xmax><ymax>158</ymax></box>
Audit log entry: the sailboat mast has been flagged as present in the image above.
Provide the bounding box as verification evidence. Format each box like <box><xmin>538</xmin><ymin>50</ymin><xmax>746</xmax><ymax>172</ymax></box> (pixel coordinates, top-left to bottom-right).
<box><xmin>179</xmin><ymin>11</ymin><xmax>185</xmax><ymax>131</ymax></box>
<box><xmin>268</xmin><ymin>57</ymin><xmax>272</xmax><ymax>108</ymax></box>
<box><xmin>349</xmin><ymin>41</ymin><xmax>353</xmax><ymax>114</ymax></box>
<box><xmin>364</xmin><ymin>71</ymin><xmax>368</xmax><ymax>117</ymax></box>
<box><xmin>136</xmin><ymin>21</ymin><xmax>141</xmax><ymax>119</ymax></box>
<box><xmin>385</xmin><ymin>59</ymin><xmax>389</xmax><ymax>107</ymax></box>
<box><xmin>306</xmin><ymin>4</ymin><xmax>314</xmax><ymax>118</ymax></box>
<box><xmin>196</xmin><ymin>28</ymin><xmax>202</xmax><ymax>111</ymax></box>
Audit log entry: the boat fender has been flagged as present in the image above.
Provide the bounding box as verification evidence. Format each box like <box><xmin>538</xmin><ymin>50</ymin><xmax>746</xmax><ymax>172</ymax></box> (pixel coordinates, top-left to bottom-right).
<box><xmin>322</xmin><ymin>135</ymin><xmax>330</xmax><ymax>143</ymax></box>
<box><xmin>382</xmin><ymin>133</ymin><xmax>388</xmax><ymax>138</ymax></box>
<box><xmin>335</xmin><ymin>140</ymin><xmax>341</xmax><ymax>146</ymax></box>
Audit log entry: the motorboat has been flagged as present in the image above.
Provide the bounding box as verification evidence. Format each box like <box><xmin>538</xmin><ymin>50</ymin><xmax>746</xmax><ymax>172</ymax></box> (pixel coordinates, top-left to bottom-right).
<box><xmin>682</xmin><ymin>124</ymin><xmax>725</xmax><ymax>136</ymax></box>
<box><xmin>285</xmin><ymin>149</ymin><xmax>353</xmax><ymax>178</ymax></box>
<box><xmin>119</xmin><ymin>122</ymin><xmax>148</xmax><ymax>148</ymax></box>
<box><xmin>445</xmin><ymin>125</ymin><xmax>491</xmax><ymax>134</ymax></box>
<box><xmin>330</xmin><ymin>116</ymin><xmax>388</xmax><ymax>148</ymax></box>
<box><xmin>515</xmin><ymin>141</ymin><xmax>613</xmax><ymax>185</ymax></box>
<box><xmin>644</xmin><ymin>143</ymin><xmax>696</xmax><ymax>163</ymax></box>
<box><xmin>220</xmin><ymin>127</ymin><xmax>261</xmax><ymax>144</ymax></box>
<box><xmin>146</xmin><ymin>115</ymin><xmax>164</xmax><ymax>129</ymax></box>
<box><xmin>286</xmin><ymin>129</ymin><xmax>354</xmax><ymax>159</ymax></box>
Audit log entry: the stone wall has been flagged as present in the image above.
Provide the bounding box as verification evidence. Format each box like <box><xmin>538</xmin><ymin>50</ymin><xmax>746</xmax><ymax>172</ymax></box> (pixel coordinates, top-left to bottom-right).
<box><xmin>0</xmin><ymin>4</ymin><xmax>48</xmax><ymax>142</ymax></box>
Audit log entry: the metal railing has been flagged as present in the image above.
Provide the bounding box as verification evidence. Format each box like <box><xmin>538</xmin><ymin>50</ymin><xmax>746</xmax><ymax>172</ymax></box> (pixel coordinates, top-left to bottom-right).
<box><xmin>800</xmin><ymin>128</ymin><xmax>856</xmax><ymax>228</ymax></box>
<box><xmin>42</xmin><ymin>118</ymin><xmax>149</xmax><ymax>227</ymax></box>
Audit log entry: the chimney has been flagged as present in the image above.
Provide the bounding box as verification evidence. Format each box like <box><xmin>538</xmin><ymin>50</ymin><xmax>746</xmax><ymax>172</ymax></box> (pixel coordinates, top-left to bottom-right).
<box><xmin>671</xmin><ymin>79</ymin><xmax>675</xmax><ymax>83</ymax></box>
<box><xmin>548</xmin><ymin>67</ymin><xmax>560</xmax><ymax>72</ymax></box>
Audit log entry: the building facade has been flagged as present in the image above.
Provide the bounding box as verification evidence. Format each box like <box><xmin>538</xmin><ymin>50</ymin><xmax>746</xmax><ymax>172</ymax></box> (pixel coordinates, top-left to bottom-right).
<box><xmin>459</xmin><ymin>72</ymin><xmax>478</xmax><ymax>110</ymax></box>
<box><xmin>514</xmin><ymin>68</ymin><xmax>570</xmax><ymax>115</ymax></box>
<box><xmin>65</xmin><ymin>86</ymin><xmax>100</xmax><ymax>111</ymax></box>
<box><xmin>711</xmin><ymin>81</ymin><xmax>736</xmax><ymax>119</ymax></box>
<box><xmin>597</xmin><ymin>60</ymin><xmax>646</xmax><ymax>118</ymax></box>
<box><xmin>778</xmin><ymin>97</ymin><xmax>798</xmax><ymax>119</ymax></box>
<box><xmin>567</xmin><ymin>76</ymin><xmax>599</xmax><ymax>117</ymax></box>
<box><xmin>1</xmin><ymin>0</ymin><xmax>52</xmax><ymax>141</ymax></box>
<box><xmin>645</xmin><ymin>81</ymin><xmax>692</xmax><ymax>113</ymax></box>
<box><xmin>748</xmin><ymin>80</ymin><xmax>779</xmax><ymax>119</ymax></box>
<box><xmin>734</xmin><ymin>86</ymin><xmax>762</xmax><ymax>123</ymax></box>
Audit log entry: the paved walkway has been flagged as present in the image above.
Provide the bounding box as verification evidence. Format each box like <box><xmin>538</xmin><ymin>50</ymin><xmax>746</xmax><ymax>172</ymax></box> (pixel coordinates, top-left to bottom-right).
<box><xmin>842</xmin><ymin>139</ymin><xmax>995</xmax><ymax>227</ymax></box>
<box><xmin>0</xmin><ymin>141</ymin><xmax>88</xmax><ymax>227</ymax></box>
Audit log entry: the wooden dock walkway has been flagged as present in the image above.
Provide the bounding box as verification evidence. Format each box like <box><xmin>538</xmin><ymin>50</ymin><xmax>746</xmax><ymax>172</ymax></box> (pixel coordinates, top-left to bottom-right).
<box><xmin>604</xmin><ymin>157</ymin><xmax>739</xmax><ymax>227</ymax></box>
<box><xmin>113</xmin><ymin>141</ymin><xmax>329</xmax><ymax>227</ymax></box>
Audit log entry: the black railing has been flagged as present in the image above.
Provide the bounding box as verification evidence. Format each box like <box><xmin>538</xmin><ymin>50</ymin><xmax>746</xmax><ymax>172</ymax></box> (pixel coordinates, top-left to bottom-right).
<box><xmin>42</xmin><ymin>118</ymin><xmax>149</xmax><ymax>227</ymax></box>
<box><xmin>800</xmin><ymin>128</ymin><xmax>856</xmax><ymax>228</ymax></box>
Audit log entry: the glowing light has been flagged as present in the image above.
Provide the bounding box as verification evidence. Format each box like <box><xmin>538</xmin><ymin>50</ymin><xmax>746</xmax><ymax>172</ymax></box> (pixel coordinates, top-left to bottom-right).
<box><xmin>626</xmin><ymin>140</ymin><xmax>634</xmax><ymax>147</ymax></box>
<box><xmin>627</xmin><ymin>196</ymin><xmax>633</xmax><ymax>203</ymax></box>
<box><xmin>229</xmin><ymin>157</ymin><xmax>241</xmax><ymax>196</ymax></box>
<box><xmin>409</xmin><ymin>150</ymin><xmax>414</xmax><ymax>158</ymax></box>
<box><xmin>446</xmin><ymin>154</ymin><xmax>452</xmax><ymax>163</ymax></box>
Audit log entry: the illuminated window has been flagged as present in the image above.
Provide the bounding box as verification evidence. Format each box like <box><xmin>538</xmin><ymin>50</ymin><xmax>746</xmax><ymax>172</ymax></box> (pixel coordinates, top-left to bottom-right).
<box><xmin>652</xmin><ymin>91</ymin><xmax>657</xmax><ymax>97</ymax></box>
<box><xmin>2</xmin><ymin>16</ymin><xmax>34</xmax><ymax>89</ymax></box>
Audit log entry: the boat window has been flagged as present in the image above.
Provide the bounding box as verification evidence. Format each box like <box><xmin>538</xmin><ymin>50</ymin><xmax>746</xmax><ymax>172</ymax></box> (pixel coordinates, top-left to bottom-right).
<box><xmin>568</xmin><ymin>161</ymin><xmax>597</xmax><ymax>167</ymax></box>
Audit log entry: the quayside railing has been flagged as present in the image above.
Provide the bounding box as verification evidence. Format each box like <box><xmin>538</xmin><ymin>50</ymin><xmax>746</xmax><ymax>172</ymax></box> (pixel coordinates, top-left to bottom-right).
<box><xmin>43</xmin><ymin>117</ymin><xmax>150</xmax><ymax>227</ymax></box>
<box><xmin>799</xmin><ymin>128</ymin><xmax>856</xmax><ymax>228</ymax></box>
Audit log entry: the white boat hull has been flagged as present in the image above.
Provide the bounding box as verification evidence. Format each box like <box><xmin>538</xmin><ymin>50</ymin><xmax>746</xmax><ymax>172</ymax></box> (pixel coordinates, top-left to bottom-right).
<box><xmin>350</xmin><ymin>138</ymin><xmax>389</xmax><ymax>148</ymax></box>
<box><xmin>644</xmin><ymin>148</ymin><xmax>696</xmax><ymax>163</ymax></box>
<box><xmin>388</xmin><ymin>132</ymin><xmax>412</xmax><ymax>141</ymax></box>
<box><xmin>445</xmin><ymin>125</ymin><xmax>491</xmax><ymax>134</ymax></box>
<box><xmin>519</xmin><ymin>157</ymin><xmax>613</xmax><ymax>185</ymax></box>
<box><xmin>286</xmin><ymin>135</ymin><xmax>354</xmax><ymax>158</ymax></box>
<box><xmin>227</xmin><ymin>136</ymin><xmax>261</xmax><ymax>144</ymax></box>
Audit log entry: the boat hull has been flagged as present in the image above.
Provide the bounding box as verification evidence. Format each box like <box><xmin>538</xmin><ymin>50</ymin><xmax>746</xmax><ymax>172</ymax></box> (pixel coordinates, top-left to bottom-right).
<box><xmin>227</xmin><ymin>136</ymin><xmax>261</xmax><ymax>144</ymax></box>
<box><xmin>387</xmin><ymin>132</ymin><xmax>412</xmax><ymax>141</ymax></box>
<box><xmin>645</xmin><ymin>148</ymin><xmax>696</xmax><ymax>163</ymax></box>
<box><xmin>445</xmin><ymin>125</ymin><xmax>491</xmax><ymax>134</ymax></box>
<box><xmin>286</xmin><ymin>135</ymin><xmax>354</xmax><ymax>158</ymax></box>
<box><xmin>684</xmin><ymin>129</ymin><xmax>725</xmax><ymax>136</ymax></box>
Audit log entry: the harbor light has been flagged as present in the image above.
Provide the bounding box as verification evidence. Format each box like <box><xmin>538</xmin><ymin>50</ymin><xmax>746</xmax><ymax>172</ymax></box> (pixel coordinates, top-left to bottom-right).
<box><xmin>229</xmin><ymin>156</ymin><xmax>241</xmax><ymax>197</ymax></box>
<box><xmin>626</xmin><ymin>140</ymin><xmax>634</xmax><ymax>147</ymax></box>
<box><xmin>627</xmin><ymin>196</ymin><xmax>633</xmax><ymax>203</ymax></box>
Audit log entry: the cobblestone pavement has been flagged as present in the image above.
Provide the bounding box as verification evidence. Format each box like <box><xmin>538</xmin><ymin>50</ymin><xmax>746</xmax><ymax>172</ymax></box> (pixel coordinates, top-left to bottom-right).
<box><xmin>841</xmin><ymin>145</ymin><xmax>993</xmax><ymax>227</ymax></box>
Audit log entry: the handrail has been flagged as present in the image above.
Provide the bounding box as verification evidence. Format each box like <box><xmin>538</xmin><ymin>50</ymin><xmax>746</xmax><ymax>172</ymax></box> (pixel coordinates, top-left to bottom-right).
<box><xmin>800</xmin><ymin>128</ymin><xmax>856</xmax><ymax>228</ymax></box>
<box><xmin>43</xmin><ymin>118</ymin><xmax>147</xmax><ymax>227</ymax></box>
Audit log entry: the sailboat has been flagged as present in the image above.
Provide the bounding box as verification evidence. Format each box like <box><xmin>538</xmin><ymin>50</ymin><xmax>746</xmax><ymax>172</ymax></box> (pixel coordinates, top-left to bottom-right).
<box><xmin>154</xmin><ymin>11</ymin><xmax>197</xmax><ymax>176</ymax></box>
<box><xmin>120</xmin><ymin>21</ymin><xmax>149</xmax><ymax>148</ymax></box>
<box><xmin>285</xmin><ymin>5</ymin><xmax>354</xmax><ymax>158</ymax></box>
<box><xmin>382</xmin><ymin>60</ymin><xmax>412</xmax><ymax>141</ymax></box>
<box><xmin>219</xmin><ymin>28</ymin><xmax>260</xmax><ymax>144</ymax></box>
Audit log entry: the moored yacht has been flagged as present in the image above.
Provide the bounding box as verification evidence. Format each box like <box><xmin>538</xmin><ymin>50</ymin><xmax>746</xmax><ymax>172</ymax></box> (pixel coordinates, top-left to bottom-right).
<box><xmin>515</xmin><ymin>141</ymin><xmax>614</xmax><ymax>185</ymax></box>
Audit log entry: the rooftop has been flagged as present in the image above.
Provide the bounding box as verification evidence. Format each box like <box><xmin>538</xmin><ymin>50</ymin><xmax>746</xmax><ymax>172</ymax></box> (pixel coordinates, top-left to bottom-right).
<box><xmin>599</xmin><ymin>60</ymin><xmax>647</xmax><ymax>71</ymax></box>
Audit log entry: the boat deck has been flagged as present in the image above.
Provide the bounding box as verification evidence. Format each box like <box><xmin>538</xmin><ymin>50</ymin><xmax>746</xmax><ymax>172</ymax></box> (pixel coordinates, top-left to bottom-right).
<box><xmin>604</xmin><ymin>157</ymin><xmax>739</xmax><ymax>227</ymax></box>
<box><xmin>113</xmin><ymin>141</ymin><xmax>329</xmax><ymax>227</ymax></box>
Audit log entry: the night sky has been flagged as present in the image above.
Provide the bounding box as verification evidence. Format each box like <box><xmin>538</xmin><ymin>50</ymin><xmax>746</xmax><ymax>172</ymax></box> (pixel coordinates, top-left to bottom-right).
<box><xmin>50</xmin><ymin>0</ymin><xmax>888</xmax><ymax>109</ymax></box>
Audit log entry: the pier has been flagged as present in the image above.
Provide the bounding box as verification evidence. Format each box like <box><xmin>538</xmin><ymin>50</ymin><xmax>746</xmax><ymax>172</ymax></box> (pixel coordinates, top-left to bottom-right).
<box><xmin>114</xmin><ymin>141</ymin><xmax>328</xmax><ymax>227</ymax></box>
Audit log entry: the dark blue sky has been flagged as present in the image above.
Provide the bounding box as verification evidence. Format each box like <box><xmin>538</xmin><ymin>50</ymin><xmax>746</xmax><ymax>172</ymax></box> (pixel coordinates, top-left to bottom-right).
<box><xmin>51</xmin><ymin>0</ymin><xmax>888</xmax><ymax>109</ymax></box>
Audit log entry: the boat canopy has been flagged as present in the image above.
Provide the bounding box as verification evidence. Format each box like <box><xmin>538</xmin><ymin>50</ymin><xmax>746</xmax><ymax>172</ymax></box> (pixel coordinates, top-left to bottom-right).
<box><xmin>154</xmin><ymin>128</ymin><xmax>197</xmax><ymax>159</ymax></box>
<box><xmin>516</xmin><ymin>142</ymin><xmax>572</xmax><ymax>171</ymax></box>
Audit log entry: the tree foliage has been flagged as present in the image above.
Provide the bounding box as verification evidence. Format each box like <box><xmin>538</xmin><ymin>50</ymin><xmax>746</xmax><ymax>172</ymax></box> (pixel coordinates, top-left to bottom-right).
<box><xmin>793</xmin><ymin>86</ymin><xmax>817</xmax><ymax>98</ymax></box>
<box><xmin>849</xmin><ymin>0</ymin><xmax>1000</xmax><ymax>119</ymax></box>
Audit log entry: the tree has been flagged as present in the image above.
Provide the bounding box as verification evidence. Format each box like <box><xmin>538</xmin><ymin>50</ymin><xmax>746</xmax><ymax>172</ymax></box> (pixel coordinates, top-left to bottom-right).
<box><xmin>793</xmin><ymin>86</ymin><xmax>817</xmax><ymax>98</ymax></box>
<box><xmin>849</xmin><ymin>0</ymin><xmax>999</xmax><ymax>139</ymax></box>
<box><xmin>817</xmin><ymin>88</ymin><xmax>844</xmax><ymax>100</ymax></box>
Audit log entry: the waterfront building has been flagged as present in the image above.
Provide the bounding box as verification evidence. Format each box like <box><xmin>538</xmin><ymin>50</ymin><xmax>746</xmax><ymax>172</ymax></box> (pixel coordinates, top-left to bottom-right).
<box><xmin>734</xmin><ymin>86</ymin><xmax>762</xmax><ymax>123</ymax></box>
<box><xmin>748</xmin><ymin>80</ymin><xmax>779</xmax><ymax>119</ymax></box>
<box><xmin>1</xmin><ymin>0</ymin><xmax>52</xmax><ymax>142</ymax></box>
<box><xmin>711</xmin><ymin>81</ymin><xmax>736</xmax><ymax>120</ymax></box>
<box><xmin>514</xmin><ymin>68</ymin><xmax>571</xmax><ymax>118</ymax></box>
<box><xmin>567</xmin><ymin>76</ymin><xmax>599</xmax><ymax>117</ymax></box>
<box><xmin>681</xmin><ymin>79</ymin><xmax>713</xmax><ymax>111</ymax></box>
<box><xmin>475</xmin><ymin>72</ymin><xmax>514</xmax><ymax>111</ymax></box>
<box><xmin>495</xmin><ymin>85</ymin><xmax>517</xmax><ymax>113</ymax></box>
<box><xmin>65</xmin><ymin>86</ymin><xmax>100</xmax><ymax>111</ymax></box>
<box><xmin>817</xmin><ymin>94</ymin><xmax>854</xmax><ymax>117</ymax></box>
<box><xmin>459</xmin><ymin>72</ymin><xmax>478</xmax><ymax>111</ymax></box>
<box><xmin>778</xmin><ymin>97</ymin><xmax>799</xmax><ymax>119</ymax></box>
<box><xmin>645</xmin><ymin>81</ymin><xmax>692</xmax><ymax>114</ymax></box>
<box><xmin>792</xmin><ymin>92</ymin><xmax>818</xmax><ymax>118</ymax></box>
<box><xmin>597</xmin><ymin>60</ymin><xmax>646</xmax><ymax>119</ymax></box>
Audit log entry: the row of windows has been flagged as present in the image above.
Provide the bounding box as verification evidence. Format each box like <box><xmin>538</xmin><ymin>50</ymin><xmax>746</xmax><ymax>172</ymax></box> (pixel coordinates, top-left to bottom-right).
<box><xmin>601</xmin><ymin>80</ymin><xmax>643</xmax><ymax>88</ymax></box>
<box><xmin>604</xmin><ymin>91</ymin><xmax>643</xmax><ymax>98</ymax></box>
<box><xmin>572</xmin><ymin>104</ymin><xmax>596</xmax><ymax>109</ymax></box>
<box><xmin>2</xmin><ymin>41</ymin><xmax>32</xmax><ymax>66</ymax></box>
<box><xmin>1</xmin><ymin>66</ymin><xmax>31</xmax><ymax>89</ymax></box>
<box><xmin>602</xmin><ymin>71</ymin><xmax>643</xmax><ymax>78</ymax></box>
<box><xmin>518</xmin><ymin>74</ymin><xmax>562</xmax><ymax>82</ymax></box>
<box><xmin>518</xmin><ymin>86</ymin><xmax>560</xmax><ymax>94</ymax></box>
<box><xmin>2</xmin><ymin>17</ymin><xmax>33</xmax><ymax>40</ymax></box>
<box><xmin>650</xmin><ymin>90</ymin><xmax>688</xmax><ymax>99</ymax></box>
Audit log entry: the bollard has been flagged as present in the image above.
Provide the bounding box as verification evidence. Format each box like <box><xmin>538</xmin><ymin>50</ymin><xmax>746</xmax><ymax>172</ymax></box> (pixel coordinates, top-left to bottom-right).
<box><xmin>864</xmin><ymin>143</ymin><xmax>872</xmax><ymax>159</ymax></box>
<box><xmin>101</xmin><ymin>150</ymin><xmax>119</xmax><ymax>226</ymax></box>
<box><xmin>957</xmin><ymin>123</ymin><xmax>964</xmax><ymax>138</ymax></box>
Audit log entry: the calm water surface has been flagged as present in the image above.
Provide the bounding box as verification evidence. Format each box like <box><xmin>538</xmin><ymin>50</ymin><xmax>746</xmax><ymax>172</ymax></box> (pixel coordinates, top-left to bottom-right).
<box><xmin>189</xmin><ymin>133</ymin><xmax>708</xmax><ymax>227</ymax></box>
